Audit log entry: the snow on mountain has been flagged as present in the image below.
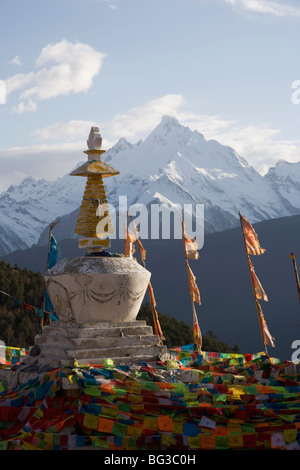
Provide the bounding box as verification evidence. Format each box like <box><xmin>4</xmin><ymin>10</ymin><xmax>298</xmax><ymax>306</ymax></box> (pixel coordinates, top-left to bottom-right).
<box><xmin>265</xmin><ymin>160</ymin><xmax>300</xmax><ymax>211</ymax></box>
<box><xmin>0</xmin><ymin>174</ymin><xmax>85</xmax><ymax>256</ymax></box>
<box><xmin>0</xmin><ymin>115</ymin><xmax>299</xmax><ymax>256</ymax></box>
<box><xmin>102</xmin><ymin>115</ymin><xmax>297</xmax><ymax>226</ymax></box>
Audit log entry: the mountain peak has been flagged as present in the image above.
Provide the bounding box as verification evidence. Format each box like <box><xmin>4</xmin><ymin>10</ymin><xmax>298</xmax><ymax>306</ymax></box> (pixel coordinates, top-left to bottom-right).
<box><xmin>160</xmin><ymin>114</ymin><xmax>182</xmax><ymax>127</ymax></box>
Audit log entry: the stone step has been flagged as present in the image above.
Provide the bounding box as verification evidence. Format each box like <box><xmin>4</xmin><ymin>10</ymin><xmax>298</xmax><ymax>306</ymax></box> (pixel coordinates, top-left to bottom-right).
<box><xmin>35</xmin><ymin>343</ymin><xmax>166</xmax><ymax>361</ymax></box>
<box><xmin>35</xmin><ymin>333</ymin><xmax>161</xmax><ymax>350</ymax></box>
<box><xmin>40</xmin><ymin>322</ymin><xmax>154</xmax><ymax>339</ymax></box>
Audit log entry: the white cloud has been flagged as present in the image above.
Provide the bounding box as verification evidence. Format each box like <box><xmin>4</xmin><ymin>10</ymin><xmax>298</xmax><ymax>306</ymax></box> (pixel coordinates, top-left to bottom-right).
<box><xmin>0</xmin><ymin>142</ymin><xmax>83</xmax><ymax>193</ymax></box>
<box><xmin>5</xmin><ymin>39</ymin><xmax>106</xmax><ymax>113</ymax></box>
<box><xmin>33</xmin><ymin>120</ymin><xmax>97</xmax><ymax>143</ymax></box>
<box><xmin>102</xmin><ymin>0</ymin><xmax>118</xmax><ymax>8</ymax></box>
<box><xmin>9</xmin><ymin>55</ymin><xmax>22</xmax><ymax>66</ymax></box>
<box><xmin>221</xmin><ymin>0</ymin><xmax>300</xmax><ymax>16</ymax></box>
<box><xmin>101</xmin><ymin>94</ymin><xmax>187</xmax><ymax>142</ymax></box>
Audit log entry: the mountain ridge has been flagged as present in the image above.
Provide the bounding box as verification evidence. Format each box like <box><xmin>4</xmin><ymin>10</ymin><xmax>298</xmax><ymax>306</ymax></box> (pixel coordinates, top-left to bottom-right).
<box><xmin>1</xmin><ymin>115</ymin><xmax>300</xmax><ymax>256</ymax></box>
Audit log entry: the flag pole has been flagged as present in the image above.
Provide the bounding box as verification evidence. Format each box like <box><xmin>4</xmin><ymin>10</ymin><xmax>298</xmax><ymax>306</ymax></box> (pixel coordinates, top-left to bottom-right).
<box><xmin>289</xmin><ymin>253</ymin><xmax>300</xmax><ymax>305</ymax></box>
<box><xmin>181</xmin><ymin>215</ymin><xmax>202</xmax><ymax>353</ymax></box>
<box><xmin>238</xmin><ymin>212</ymin><xmax>268</xmax><ymax>355</ymax></box>
<box><xmin>128</xmin><ymin>216</ymin><xmax>165</xmax><ymax>342</ymax></box>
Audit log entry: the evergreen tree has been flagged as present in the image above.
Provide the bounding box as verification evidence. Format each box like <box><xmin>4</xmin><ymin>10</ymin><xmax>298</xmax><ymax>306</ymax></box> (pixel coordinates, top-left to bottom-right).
<box><xmin>0</xmin><ymin>261</ymin><xmax>44</xmax><ymax>348</ymax></box>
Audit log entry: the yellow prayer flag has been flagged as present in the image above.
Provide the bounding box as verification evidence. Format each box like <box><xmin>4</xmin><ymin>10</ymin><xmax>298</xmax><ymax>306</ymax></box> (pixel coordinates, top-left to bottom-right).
<box><xmin>188</xmin><ymin>435</ymin><xmax>202</xmax><ymax>449</ymax></box>
<box><xmin>83</xmin><ymin>413</ymin><xmax>99</xmax><ymax>431</ymax></box>
<box><xmin>143</xmin><ymin>417</ymin><xmax>158</xmax><ymax>430</ymax></box>
<box><xmin>126</xmin><ymin>424</ymin><xmax>142</xmax><ymax>437</ymax></box>
<box><xmin>172</xmin><ymin>421</ymin><xmax>184</xmax><ymax>434</ymax></box>
<box><xmin>284</xmin><ymin>427</ymin><xmax>297</xmax><ymax>443</ymax></box>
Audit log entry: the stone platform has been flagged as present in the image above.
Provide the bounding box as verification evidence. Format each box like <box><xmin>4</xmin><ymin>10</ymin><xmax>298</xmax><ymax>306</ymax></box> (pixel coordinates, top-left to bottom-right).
<box><xmin>24</xmin><ymin>320</ymin><xmax>168</xmax><ymax>368</ymax></box>
<box><xmin>0</xmin><ymin>320</ymin><xmax>169</xmax><ymax>388</ymax></box>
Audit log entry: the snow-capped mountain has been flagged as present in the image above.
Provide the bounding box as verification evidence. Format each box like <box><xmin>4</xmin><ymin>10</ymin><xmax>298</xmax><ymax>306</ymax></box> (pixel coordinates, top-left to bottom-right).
<box><xmin>1</xmin><ymin>115</ymin><xmax>299</xmax><ymax>256</ymax></box>
<box><xmin>265</xmin><ymin>160</ymin><xmax>300</xmax><ymax>211</ymax></box>
<box><xmin>0</xmin><ymin>174</ymin><xmax>85</xmax><ymax>256</ymax></box>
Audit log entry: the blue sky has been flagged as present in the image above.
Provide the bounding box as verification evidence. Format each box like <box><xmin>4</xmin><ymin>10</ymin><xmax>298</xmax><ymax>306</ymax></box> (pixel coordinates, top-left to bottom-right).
<box><xmin>1</xmin><ymin>0</ymin><xmax>300</xmax><ymax>192</ymax></box>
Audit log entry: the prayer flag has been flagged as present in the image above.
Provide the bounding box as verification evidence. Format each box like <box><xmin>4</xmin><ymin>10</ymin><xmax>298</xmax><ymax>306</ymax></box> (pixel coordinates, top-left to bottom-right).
<box><xmin>147</xmin><ymin>282</ymin><xmax>165</xmax><ymax>341</ymax></box>
<box><xmin>256</xmin><ymin>300</ymin><xmax>275</xmax><ymax>348</ymax></box>
<box><xmin>249</xmin><ymin>259</ymin><xmax>268</xmax><ymax>302</ymax></box>
<box><xmin>182</xmin><ymin>219</ymin><xmax>199</xmax><ymax>260</ymax></box>
<box><xmin>239</xmin><ymin>213</ymin><xmax>266</xmax><ymax>256</ymax></box>
<box><xmin>136</xmin><ymin>239</ymin><xmax>146</xmax><ymax>263</ymax></box>
<box><xmin>48</xmin><ymin>235</ymin><xmax>58</xmax><ymax>269</ymax></box>
<box><xmin>130</xmin><ymin>217</ymin><xmax>146</xmax><ymax>262</ymax></box>
<box><xmin>192</xmin><ymin>304</ymin><xmax>202</xmax><ymax>352</ymax></box>
<box><xmin>186</xmin><ymin>260</ymin><xmax>201</xmax><ymax>305</ymax></box>
<box><xmin>147</xmin><ymin>282</ymin><xmax>156</xmax><ymax>308</ymax></box>
<box><xmin>124</xmin><ymin>224</ymin><xmax>136</xmax><ymax>257</ymax></box>
<box><xmin>45</xmin><ymin>234</ymin><xmax>58</xmax><ymax>316</ymax></box>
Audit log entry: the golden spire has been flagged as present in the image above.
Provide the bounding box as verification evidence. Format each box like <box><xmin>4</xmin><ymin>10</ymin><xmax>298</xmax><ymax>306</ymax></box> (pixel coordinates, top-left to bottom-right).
<box><xmin>70</xmin><ymin>127</ymin><xmax>119</xmax><ymax>253</ymax></box>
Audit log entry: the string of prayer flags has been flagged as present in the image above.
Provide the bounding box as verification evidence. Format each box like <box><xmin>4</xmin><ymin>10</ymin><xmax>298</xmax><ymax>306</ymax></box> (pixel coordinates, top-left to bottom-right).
<box><xmin>0</xmin><ymin>289</ymin><xmax>55</xmax><ymax>329</ymax></box>
<box><xmin>181</xmin><ymin>216</ymin><xmax>202</xmax><ymax>353</ymax></box>
<box><xmin>239</xmin><ymin>212</ymin><xmax>266</xmax><ymax>256</ymax></box>
<box><xmin>289</xmin><ymin>253</ymin><xmax>300</xmax><ymax>304</ymax></box>
<box><xmin>128</xmin><ymin>216</ymin><xmax>165</xmax><ymax>342</ymax></box>
<box><xmin>2</xmin><ymin>349</ymin><xmax>300</xmax><ymax>450</ymax></box>
<box><xmin>1</xmin><ymin>348</ymin><xmax>300</xmax><ymax>450</ymax></box>
<box><xmin>239</xmin><ymin>212</ymin><xmax>274</xmax><ymax>353</ymax></box>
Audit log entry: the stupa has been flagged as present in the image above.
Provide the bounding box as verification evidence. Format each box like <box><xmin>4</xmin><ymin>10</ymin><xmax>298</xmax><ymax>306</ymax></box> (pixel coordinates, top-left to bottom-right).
<box><xmin>17</xmin><ymin>127</ymin><xmax>167</xmax><ymax>376</ymax></box>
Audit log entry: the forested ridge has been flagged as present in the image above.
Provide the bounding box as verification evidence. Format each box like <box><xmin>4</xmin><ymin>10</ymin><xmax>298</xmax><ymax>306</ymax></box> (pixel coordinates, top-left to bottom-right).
<box><xmin>0</xmin><ymin>260</ymin><xmax>239</xmax><ymax>353</ymax></box>
<box><xmin>0</xmin><ymin>260</ymin><xmax>44</xmax><ymax>347</ymax></box>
